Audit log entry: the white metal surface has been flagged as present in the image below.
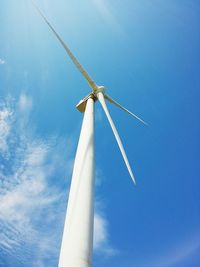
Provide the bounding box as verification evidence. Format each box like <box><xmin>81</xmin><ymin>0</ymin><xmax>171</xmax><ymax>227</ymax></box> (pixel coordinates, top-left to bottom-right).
<box><xmin>59</xmin><ymin>97</ymin><xmax>95</xmax><ymax>267</ymax></box>
<box><xmin>32</xmin><ymin>0</ymin><xmax>97</xmax><ymax>92</ymax></box>
<box><xmin>97</xmin><ymin>92</ymin><xmax>136</xmax><ymax>184</ymax></box>
<box><xmin>104</xmin><ymin>94</ymin><xmax>147</xmax><ymax>125</ymax></box>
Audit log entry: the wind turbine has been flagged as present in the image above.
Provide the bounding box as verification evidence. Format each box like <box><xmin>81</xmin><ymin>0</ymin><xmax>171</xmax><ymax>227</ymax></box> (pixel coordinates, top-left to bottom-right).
<box><xmin>32</xmin><ymin>2</ymin><xmax>147</xmax><ymax>267</ymax></box>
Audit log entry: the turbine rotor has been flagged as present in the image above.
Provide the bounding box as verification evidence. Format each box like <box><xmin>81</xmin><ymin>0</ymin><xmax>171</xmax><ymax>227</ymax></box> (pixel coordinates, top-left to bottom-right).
<box><xmin>32</xmin><ymin>2</ymin><xmax>147</xmax><ymax>183</ymax></box>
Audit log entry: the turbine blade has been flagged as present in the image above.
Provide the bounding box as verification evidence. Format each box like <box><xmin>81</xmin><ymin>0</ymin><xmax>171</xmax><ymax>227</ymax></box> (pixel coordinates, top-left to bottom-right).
<box><xmin>97</xmin><ymin>92</ymin><xmax>136</xmax><ymax>185</ymax></box>
<box><xmin>105</xmin><ymin>94</ymin><xmax>147</xmax><ymax>126</ymax></box>
<box><xmin>32</xmin><ymin>1</ymin><xmax>96</xmax><ymax>91</ymax></box>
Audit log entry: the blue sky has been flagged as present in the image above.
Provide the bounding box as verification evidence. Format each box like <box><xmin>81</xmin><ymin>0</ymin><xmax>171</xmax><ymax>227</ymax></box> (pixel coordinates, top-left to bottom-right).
<box><xmin>0</xmin><ymin>1</ymin><xmax>200</xmax><ymax>266</ymax></box>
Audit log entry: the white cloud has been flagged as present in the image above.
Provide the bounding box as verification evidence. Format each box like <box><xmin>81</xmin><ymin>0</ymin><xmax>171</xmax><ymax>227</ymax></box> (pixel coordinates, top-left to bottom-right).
<box><xmin>18</xmin><ymin>94</ymin><xmax>32</xmax><ymax>112</ymax></box>
<box><xmin>94</xmin><ymin>201</ymin><xmax>117</xmax><ymax>256</ymax></box>
<box><xmin>0</xmin><ymin>103</ymin><xmax>12</xmax><ymax>154</ymax></box>
<box><xmin>0</xmin><ymin>58</ymin><xmax>5</xmax><ymax>65</ymax></box>
<box><xmin>92</xmin><ymin>0</ymin><xmax>125</xmax><ymax>36</ymax></box>
<box><xmin>93</xmin><ymin>169</ymin><xmax>117</xmax><ymax>254</ymax></box>
<box><xmin>94</xmin><ymin>213</ymin><xmax>107</xmax><ymax>248</ymax></box>
<box><xmin>94</xmin><ymin>212</ymin><xmax>117</xmax><ymax>256</ymax></box>
<box><xmin>0</xmin><ymin>97</ymin><xmax>69</xmax><ymax>266</ymax></box>
<box><xmin>155</xmin><ymin>235</ymin><xmax>200</xmax><ymax>267</ymax></box>
<box><xmin>136</xmin><ymin>233</ymin><xmax>200</xmax><ymax>267</ymax></box>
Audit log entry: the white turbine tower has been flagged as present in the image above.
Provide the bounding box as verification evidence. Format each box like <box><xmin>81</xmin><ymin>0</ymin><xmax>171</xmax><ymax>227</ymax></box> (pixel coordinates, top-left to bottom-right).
<box><xmin>33</xmin><ymin>3</ymin><xmax>147</xmax><ymax>267</ymax></box>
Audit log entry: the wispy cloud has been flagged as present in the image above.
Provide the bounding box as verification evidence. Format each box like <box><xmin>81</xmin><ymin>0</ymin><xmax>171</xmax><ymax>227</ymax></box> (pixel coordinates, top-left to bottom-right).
<box><xmin>0</xmin><ymin>94</ymin><xmax>115</xmax><ymax>266</ymax></box>
<box><xmin>154</xmin><ymin>235</ymin><xmax>200</xmax><ymax>267</ymax></box>
<box><xmin>92</xmin><ymin>0</ymin><xmax>125</xmax><ymax>36</ymax></box>
<box><xmin>0</xmin><ymin>100</ymin><xmax>12</xmax><ymax>155</ymax></box>
<box><xmin>94</xmin><ymin>212</ymin><xmax>117</xmax><ymax>256</ymax></box>
<box><xmin>94</xmin><ymin>198</ymin><xmax>117</xmax><ymax>256</ymax></box>
<box><xmin>0</xmin><ymin>58</ymin><xmax>5</xmax><ymax>65</ymax></box>
<box><xmin>135</xmin><ymin>232</ymin><xmax>200</xmax><ymax>267</ymax></box>
<box><xmin>0</xmin><ymin>95</ymin><xmax>68</xmax><ymax>266</ymax></box>
<box><xmin>18</xmin><ymin>93</ymin><xmax>33</xmax><ymax>112</ymax></box>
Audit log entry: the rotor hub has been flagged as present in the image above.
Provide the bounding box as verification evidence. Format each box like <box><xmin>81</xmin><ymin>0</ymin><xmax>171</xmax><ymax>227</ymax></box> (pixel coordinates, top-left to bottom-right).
<box><xmin>76</xmin><ymin>86</ymin><xmax>106</xmax><ymax>113</ymax></box>
<box><xmin>93</xmin><ymin>86</ymin><xmax>106</xmax><ymax>96</ymax></box>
